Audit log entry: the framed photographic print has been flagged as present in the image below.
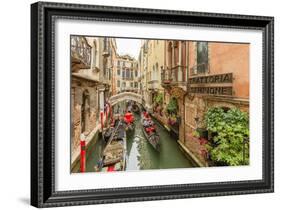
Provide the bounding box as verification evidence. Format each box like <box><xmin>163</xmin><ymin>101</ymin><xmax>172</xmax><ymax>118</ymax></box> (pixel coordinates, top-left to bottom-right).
<box><xmin>31</xmin><ymin>1</ymin><xmax>274</xmax><ymax>208</ymax></box>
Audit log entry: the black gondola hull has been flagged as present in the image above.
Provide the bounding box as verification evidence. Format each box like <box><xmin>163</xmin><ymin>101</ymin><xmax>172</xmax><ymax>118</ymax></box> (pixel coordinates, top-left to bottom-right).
<box><xmin>142</xmin><ymin>126</ymin><xmax>160</xmax><ymax>151</ymax></box>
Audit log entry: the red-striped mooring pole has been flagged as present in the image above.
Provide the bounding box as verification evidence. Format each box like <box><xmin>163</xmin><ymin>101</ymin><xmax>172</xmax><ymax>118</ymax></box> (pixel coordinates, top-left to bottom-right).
<box><xmin>80</xmin><ymin>133</ymin><xmax>86</xmax><ymax>173</ymax></box>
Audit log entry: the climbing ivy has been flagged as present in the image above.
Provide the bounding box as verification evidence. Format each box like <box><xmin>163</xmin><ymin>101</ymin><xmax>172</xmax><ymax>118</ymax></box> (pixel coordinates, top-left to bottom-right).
<box><xmin>205</xmin><ymin>107</ymin><xmax>249</xmax><ymax>166</ymax></box>
<box><xmin>166</xmin><ymin>97</ymin><xmax>178</xmax><ymax>114</ymax></box>
<box><xmin>154</xmin><ymin>93</ymin><xmax>164</xmax><ymax>105</ymax></box>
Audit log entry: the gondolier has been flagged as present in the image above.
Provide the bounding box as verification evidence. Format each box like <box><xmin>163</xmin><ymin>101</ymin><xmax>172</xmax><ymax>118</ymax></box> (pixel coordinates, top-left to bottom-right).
<box><xmin>124</xmin><ymin>110</ymin><xmax>134</xmax><ymax>124</ymax></box>
<box><xmin>123</xmin><ymin>110</ymin><xmax>135</xmax><ymax>134</ymax></box>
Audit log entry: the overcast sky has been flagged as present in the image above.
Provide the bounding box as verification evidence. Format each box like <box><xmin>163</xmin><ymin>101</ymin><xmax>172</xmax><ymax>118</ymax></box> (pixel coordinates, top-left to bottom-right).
<box><xmin>115</xmin><ymin>38</ymin><xmax>142</xmax><ymax>59</ymax></box>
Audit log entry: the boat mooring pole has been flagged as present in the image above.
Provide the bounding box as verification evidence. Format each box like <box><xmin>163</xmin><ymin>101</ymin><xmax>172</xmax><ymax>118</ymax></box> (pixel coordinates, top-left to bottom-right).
<box><xmin>80</xmin><ymin>133</ymin><xmax>86</xmax><ymax>172</ymax></box>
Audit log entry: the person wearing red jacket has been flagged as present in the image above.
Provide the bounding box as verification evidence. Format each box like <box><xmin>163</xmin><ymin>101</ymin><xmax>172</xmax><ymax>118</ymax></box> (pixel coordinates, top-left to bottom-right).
<box><xmin>124</xmin><ymin>111</ymin><xmax>134</xmax><ymax>124</ymax></box>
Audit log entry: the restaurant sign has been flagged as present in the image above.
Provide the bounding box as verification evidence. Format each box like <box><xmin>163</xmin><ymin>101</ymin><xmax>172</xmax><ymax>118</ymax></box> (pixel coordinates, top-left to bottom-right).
<box><xmin>188</xmin><ymin>73</ymin><xmax>233</xmax><ymax>96</ymax></box>
<box><xmin>188</xmin><ymin>73</ymin><xmax>233</xmax><ymax>84</ymax></box>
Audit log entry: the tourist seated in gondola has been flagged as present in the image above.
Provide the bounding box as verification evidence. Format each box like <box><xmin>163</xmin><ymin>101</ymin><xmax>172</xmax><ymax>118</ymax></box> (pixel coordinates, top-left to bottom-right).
<box><xmin>143</xmin><ymin>110</ymin><xmax>149</xmax><ymax>119</ymax></box>
<box><xmin>143</xmin><ymin>119</ymin><xmax>150</xmax><ymax>127</ymax></box>
<box><xmin>145</xmin><ymin>124</ymin><xmax>156</xmax><ymax>135</ymax></box>
<box><xmin>143</xmin><ymin>118</ymin><xmax>156</xmax><ymax>135</ymax></box>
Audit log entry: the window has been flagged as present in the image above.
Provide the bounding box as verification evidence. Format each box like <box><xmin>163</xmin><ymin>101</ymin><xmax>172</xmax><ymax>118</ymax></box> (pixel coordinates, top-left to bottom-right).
<box><xmin>126</xmin><ymin>69</ymin><xmax>130</xmax><ymax>78</ymax></box>
<box><xmin>117</xmin><ymin>80</ymin><xmax>120</xmax><ymax>87</ymax></box>
<box><xmin>196</xmin><ymin>42</ymin><xmax>208</xmax><ymax>73</ymax></box>
<box><xmin>135</xmin><ymin>70</ymin><xmax>138</xmax><ymax>77</ymax></box>
<box><xmin>131</xmin><ymin>82</ymin><xmax>134</xmax><ymax>87</ymax></box>
<box><xmin>134</xmin><ymin>82</ymin><xmax>138</xmax><ymax>88</ymax></box>
<box><xmin>122</xmin><ymin>69</ymin><xmax>125</xmax><ymax>78</ymax></box>
<box><xmin>108</xmin><ymin>68</ymin><xmax>111</xmax><ymax>80</ymax></box>
<box><xmin>168</xmin><ymin>42</ymin><xmax>172</xmax><ymax>69</ymax></box>
<box><xmin>103</xmin><ymin>38</ymin><xmax>108</xmax><ymax>51</ymax></box>
<box><xmin>155</xmin><ymin>63</ymin><xmax>159</xmax><ymax>80</ymax></box>
<box><xmin>92</xmin><ymin>41</ymin><xmax>97</xmax><ymax>67</ymax></box>
<box><xmin>117</xmin><ymin>69</ymin><xmax>120</xmax><ymax>76</ymax></box>
<box><xmin>117</xmin><ymin>60</ymin><xmax>120</xmax><ymax>66</ymax></box>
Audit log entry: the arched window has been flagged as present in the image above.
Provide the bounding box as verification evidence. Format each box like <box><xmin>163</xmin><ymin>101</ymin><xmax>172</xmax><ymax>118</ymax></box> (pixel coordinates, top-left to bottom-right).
<box><xmin>126</xmin><ymin>69</ymin><xmax>130</xmax><ymax>78</ymax></box>
<box><xmin>155</xmin><ymin>63</ymin><xmax>159</xmax><ymax>81</ymax></box>
<box><xmin>81</xmin><ymin>90</ymin><xmax>90</xmax><ymax>133</ymax></box>
<box><xmin>168</xmin><ymin>42</ymin><xmax>173</xmax><ymax>69</ymax></box>
<box><xmin>197</xmin><ymin>42</ymin><xmax>209</xmax><ymax>73</ymax></box>
<box><xmin>122</xmin><ymin>69</ymin><xmax>125</xmax><ymax>79</ymax></box>
<box><xmin>92</xmin><ymin>40</ymin><xmax>97</xmax><ymax>67</ymax></box>
<box><xmin>152</xmin><ymin>65</ymin><xmax>155</xmax><ymax>80</ymax></box>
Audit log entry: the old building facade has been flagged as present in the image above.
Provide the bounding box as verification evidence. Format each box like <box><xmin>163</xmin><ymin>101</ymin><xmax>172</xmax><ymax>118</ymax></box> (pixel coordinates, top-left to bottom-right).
<box><xmin>71</xmin><ymin>36</ymin><xmax>117</xmax><ymax>168</ymax></box>
<box><xmin>183</xmin><ymin>41</ymin><xmax>249</xmax><ymax>166</ymax></box>
<box><xmin>159</xmin><ymin>40</ymin><xmax>249</xmax><ymax>166</ymax></box>
<box><xmin>138</xmin><ymin>40</ymin><xmax>149</xmax><ymax>108</ymax></box>
<box><xmin>146</xmin><ymin>40</ymin><xmax>165</xmax><ymax>113</ymax></box>
<box><xmin>71</xmin><ymin>36</ymin><xmax>250</xmax><ymax>170</ymax></box>
<box><xmin>114</xmin><ymin>55</ymin><xmax>139</xmax><ymax>94</ymax></box>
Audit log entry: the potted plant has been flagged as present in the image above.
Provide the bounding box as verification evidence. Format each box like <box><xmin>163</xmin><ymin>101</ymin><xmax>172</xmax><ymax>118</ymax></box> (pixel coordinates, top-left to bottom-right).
<box><xmin>168</xmin><ymin>114</ymin><xmax>177</xmax><ymax>125</ymax></box>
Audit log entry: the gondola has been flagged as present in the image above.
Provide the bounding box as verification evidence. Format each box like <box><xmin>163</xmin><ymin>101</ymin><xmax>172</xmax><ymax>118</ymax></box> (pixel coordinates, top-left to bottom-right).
<box><xmin>125</xmin><ymin>122</ymin><xmax>135</xmax><ymax>134</ymax></box>
<box><xmin>123</xmin><ymin>111</ymin><xmax>135</xmax><ymax>135</ymax></box>
<box><xmin>99</xmin><ymin>121</ymin><xmax>127</xmax><ymax>172</ymax></box>
<box><xmin>141</xmin><ymin>113</ymin><xmax>160</xmax><ymax>151</ymax></box>
<box><xmin>132</xmin><ymin>103</ymin><xmax>140</xmax><ymax>114</ymax></box>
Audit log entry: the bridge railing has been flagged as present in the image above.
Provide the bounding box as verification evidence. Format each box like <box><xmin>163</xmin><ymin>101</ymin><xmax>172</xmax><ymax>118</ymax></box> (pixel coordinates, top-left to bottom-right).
<box><xmin>109</xmin><ymin>92</ymin><xmax>142</xmax><ymax>105</ymax></box>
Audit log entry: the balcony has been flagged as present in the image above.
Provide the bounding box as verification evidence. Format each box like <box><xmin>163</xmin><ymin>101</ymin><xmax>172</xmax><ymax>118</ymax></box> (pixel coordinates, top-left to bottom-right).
<box><xmin>148</xmin><ymin>80</ymin><xmax>159</xmax><ymax>90</ymax></box>
<box><xmin>71</xmin><ymin>45</ymin><xmax>91</xmax><ymax>72</ymax></box>
<box><xmin>161</xmin><ymin>66</ymin><xmax>187</xmax><ymax>91</ymax></box>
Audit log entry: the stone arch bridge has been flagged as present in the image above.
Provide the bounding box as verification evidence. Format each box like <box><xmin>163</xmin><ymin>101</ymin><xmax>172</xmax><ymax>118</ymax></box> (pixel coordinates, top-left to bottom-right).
<box><xmin>109</xmin><ymin>92</ymin><xmax>142</xmax><ymax>106</ymax></box>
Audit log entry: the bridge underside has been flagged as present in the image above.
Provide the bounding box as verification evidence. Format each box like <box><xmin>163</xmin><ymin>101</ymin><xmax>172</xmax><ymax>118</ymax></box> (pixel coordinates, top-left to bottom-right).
<box><xmin>109</xmin><ymin>92</ymin><xmax>142</xmax><ymax>106</ymax></box>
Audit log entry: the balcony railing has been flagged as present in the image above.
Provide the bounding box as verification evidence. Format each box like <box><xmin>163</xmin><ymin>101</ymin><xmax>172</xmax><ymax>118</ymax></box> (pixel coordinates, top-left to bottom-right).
<box><xmin>120</xmin><ymin>87</ymin><xmax>139</xmax><ymax>93</ymax></box>
<box><xmin>71</xmin><ymin>45</ymin><xmax>91</xmax><ymax>69</ymax></box>
<box><xmin>161</xmin><ymin>66</ymin><xmax>187</xmax><ymax>86</ymax></box>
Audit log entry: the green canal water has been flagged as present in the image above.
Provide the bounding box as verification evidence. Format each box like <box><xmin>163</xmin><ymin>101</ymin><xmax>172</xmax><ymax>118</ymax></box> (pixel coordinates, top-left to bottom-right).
<box><xmin>73</xmin><ymin>102</ymin><xmax>196</xmax><ymax>173</ymax></box>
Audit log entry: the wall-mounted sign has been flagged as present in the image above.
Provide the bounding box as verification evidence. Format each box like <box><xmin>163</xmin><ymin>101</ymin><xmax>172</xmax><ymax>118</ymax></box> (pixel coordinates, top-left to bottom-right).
<box><xmin>188</xmin><ymin>73</ymin><xmax>233</xmax><ymax>96</ymax></box>
<box><xmin>189</xmin><ymin>86</ymin><xmax>233</xmax><ymax>96</ymax></box>
<box><xmin>188</xmin><ymin>73</ymin><xmax>233</xmax><ymax>84</ymax></box>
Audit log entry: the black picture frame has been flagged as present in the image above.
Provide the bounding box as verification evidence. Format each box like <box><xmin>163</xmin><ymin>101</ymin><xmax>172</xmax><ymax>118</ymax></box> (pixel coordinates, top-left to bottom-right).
<box><xmin>31</xmin><ymin>1</ymin><xmax>274</xmax><ymax>208</ymax></box>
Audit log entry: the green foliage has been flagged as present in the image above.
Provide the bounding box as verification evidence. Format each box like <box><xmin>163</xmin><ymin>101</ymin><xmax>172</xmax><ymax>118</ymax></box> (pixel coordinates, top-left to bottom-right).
<box><xmin>192</xmin><ymin>130</ymin><xmax>200</xmax><ymax>138</ymax></box>
<box><xmin>154</xmin><ymin>93</ymin><xmax>164</xmax><ymax>104</ymax></box>
<box><xmin>166</xmin><ymin>97</ymin><xmax>178</xmax><ymax>114</ymax></box>
<box><xmin>205</xmin><ymin>107</ymin><xmax>249</xmax><ymax>166</ymax></box>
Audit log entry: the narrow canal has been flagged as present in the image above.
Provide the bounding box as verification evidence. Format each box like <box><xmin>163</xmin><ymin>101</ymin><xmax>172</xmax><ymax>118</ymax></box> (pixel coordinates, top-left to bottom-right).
<box><xmin>77</xmin><ymin>102</ymin><xmax>196</xmax><ymax>173</ymax></box>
